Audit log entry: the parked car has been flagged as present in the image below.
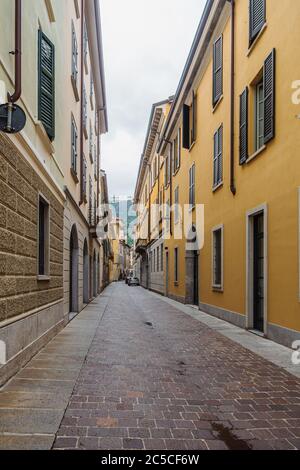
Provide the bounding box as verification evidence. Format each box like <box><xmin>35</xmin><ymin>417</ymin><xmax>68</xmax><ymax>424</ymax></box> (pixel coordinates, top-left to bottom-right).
<box><xmin>128</xmin><ymin>277</ymin><xmax>140</xmax><ymax>286</ymax></box>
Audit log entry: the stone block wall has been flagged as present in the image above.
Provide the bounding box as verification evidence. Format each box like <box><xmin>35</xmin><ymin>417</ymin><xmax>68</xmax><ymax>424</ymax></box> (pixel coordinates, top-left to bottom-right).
<box><xmin>0</xmin><ymin>134</ymin><xmax>64</xmax><ymax>322</ymax></box>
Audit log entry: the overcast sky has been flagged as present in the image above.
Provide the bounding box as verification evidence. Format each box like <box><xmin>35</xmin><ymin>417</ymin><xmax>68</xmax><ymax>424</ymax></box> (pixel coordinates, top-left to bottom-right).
<box><xmin>100</xmin><ymin>0</ymin><xmax>207</xmax><ymax>199</ymax></box>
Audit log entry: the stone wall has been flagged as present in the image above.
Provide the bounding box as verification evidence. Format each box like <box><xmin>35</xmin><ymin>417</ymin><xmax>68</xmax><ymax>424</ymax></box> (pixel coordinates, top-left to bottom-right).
<box><xmin>0</xmin><ymin>134</ymin><xmax>64</xmax><ymax>385</ymax></box>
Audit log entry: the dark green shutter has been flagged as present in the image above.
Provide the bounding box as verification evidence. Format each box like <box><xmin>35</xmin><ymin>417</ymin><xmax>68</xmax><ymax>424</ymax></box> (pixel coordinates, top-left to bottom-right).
<box><xmin>213</xmin><ymin>35</ymin><xmax>223</xmax><ymax>106</ymax></box>
<box><xmin>182</xmin><ymin>104</ymin><xmax>190</xmax><ymax>149</ymax></box>
<box><xmin>38</xmin><ymin>30</ymin><xmax>55</xmax><ymax>141</ymax></box>
<box><xmin>239</xmin><ymin>87</ymin><xmax>248</xmax><ymax>164</ymax></box>
<box><xmin>250</xmin><ymin>0</ymin><xmax>266</xmax><ymax>43</ymax></box>
<box><xmin>263</xmin><ymin>49</ymin><xmax>275</xmax><ymax>144</ymax></box>
<box><xmin>192</xmin><ymin>91</ymin><xmax>197</xmax><ymax>143</ymax></box>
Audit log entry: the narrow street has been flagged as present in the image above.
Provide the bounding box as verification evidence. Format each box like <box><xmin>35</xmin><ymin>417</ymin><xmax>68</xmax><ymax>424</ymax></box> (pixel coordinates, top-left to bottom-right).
<box><xmin>0</xmin><ymin>283</ymin><xmax>299</xmax><ymax>451</ymax></box>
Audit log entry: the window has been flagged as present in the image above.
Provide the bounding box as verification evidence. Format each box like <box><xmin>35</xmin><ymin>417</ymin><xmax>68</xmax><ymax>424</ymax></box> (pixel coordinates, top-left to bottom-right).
<box><xmin>212</xmin><ymin>226</ymin><xmax>223</xmax><ymax>289</ymax></box>
<box><xmin>239</xmin><ymin>87</ymin><xmax>248</xmax><ymax>164</ymax></box>
<box><xmin>213</xmin><ymin>125</ymin><xmax>223</xmax><ymax>188</ymax></box>
<box><xmin>83</xmin><ymin>21</ymin><xmax>88</xmax><ymax>70</ymax></box>
<box><xmin>173</xmin><ymin>129</ymin><xmax>181</xmax><ymax>173</ymax></box>
<box><xmin>89</xmin><ymin>121</ymin><xmax>93</xmax><ymax>162</ymax></box>
<box><xmin>153</xmin><ymin>250</ymin><xmax>156</xmax><ymax>273</ymax></box>
<box><xmin>182</xmin><ymin>92</ymin><xmax>197</xmax><ymax>149</ymax></box>
<box><xmin>71</xmin><ymin>116</ymin><xmax>78</xmax><ymax>175</ymax></box>
<box><xmin>164</xmin><ymin>148</ymin><xmax>171</xmax><ymax>187</ymax></box>
<box><xmin>94</xmin><ymin>193</ymin><xmax>97</xmax><ymax>225</ymax></box>
<box><xmin>189</xmin><ymin>164</ymin><xmax>195</xmax><ymax>209</ymax></box>
<box><xmin>71</xmin><ymin>22</ymin><xmax>78</xmax><ymax>92</ymax></box>
<box><xmin>157</xmin><ymin>247</ymin><xmax>159</xmax><ymax>272</ymax></box>
<box><xmin>90</xmin><ymin>73</ymin><xmax>94</xmax><ymax>108</ymax></box>
<box><xmin>213</xmin><ymin>35</ymin><xmax>223</xmax><ymax>106</ymax></box>
<box><xmin>174</xmin><ymin>186</ymin><xmax>179</xmax><ymax>224</ymax></box>
<box><xmin>38</xmin><ymin>30</ymin><xmax>55</xmax><ymax>140</ymax></box>
<box><xmin>38</xmin><ymin>195</ymin><xmax>50</xmax><ymax>277</ymax></box>
<box><xmin>240</xmin><ymin>49</ymin><xmax>275</xmax><ymax>162</ymax></box>
<box><xmin>89</xmin><ymin>176</ymin><xmax>93</xmax><ymax>224</ymax></box>
<box><xmin>249</xmin><ymin>0</ymin><xmax>266</xmax><ymax>45</ymax></box>
<box><xmin>174</xmin><ymin>247</ymin><xmax>179</xmax><ymax>284</ymax></box>
<box><xmin>165</xmin><ymin>199</ymin><xmax>170</xmax><ymax>233</ymax></box>
<box><xmin>83</xmin><ymin>85</ymin><xmax>87</xmax><ymax>135</ymax></box>
<box><xmin>160</xmin><ymin>245</ymin><xmax>164</xmax><ymax>271</ymax></box>
<box><xmin>255</xmin><ymin>81</ymin><xmax>264</xmax><ymax>151</ymax></box>
<box><xmin>82</xmin><ymin>157</ymin><xmax>87</xmax><ymax>202</ymax></box>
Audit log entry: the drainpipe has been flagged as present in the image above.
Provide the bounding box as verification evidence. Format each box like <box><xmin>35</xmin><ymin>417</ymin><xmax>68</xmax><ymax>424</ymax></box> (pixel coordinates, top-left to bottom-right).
<box><xmin>8</xmin><ymin>0</ymin><xmax>22</xmax><ymax>103</ymax></box>
<box><xmin>228</xmin><ymin>0</ymin><xmax>236</xmax><ymax>195</ymax></box>
<box><xmin>79</xmin><ymin>0</ymin><xmax>85</xmax><ymax>206</ymax></box>
<box><xmin>96</xmin><ymin>110</ymin><xmax>100</xmax><ymax>225</ymax></box>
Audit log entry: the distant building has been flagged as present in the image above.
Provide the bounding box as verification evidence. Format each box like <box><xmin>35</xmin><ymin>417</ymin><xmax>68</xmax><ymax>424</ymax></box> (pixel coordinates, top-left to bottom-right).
<box><xmin>110</xmin><ymin>196</ymin><xmax>136</xmax><ymax>247</ymax></box>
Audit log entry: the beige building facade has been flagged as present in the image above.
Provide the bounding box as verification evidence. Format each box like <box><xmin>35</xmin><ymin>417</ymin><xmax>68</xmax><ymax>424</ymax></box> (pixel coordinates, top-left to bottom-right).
<box><xmin>0</xmin><ymin>0</ymin><xmax>108</xmax><ymax>386</ymax></box>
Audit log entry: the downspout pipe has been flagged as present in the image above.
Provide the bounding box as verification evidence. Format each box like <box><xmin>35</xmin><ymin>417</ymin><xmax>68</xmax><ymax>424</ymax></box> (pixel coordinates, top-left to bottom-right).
<box><xmin>8</xmin><ymin>0</ymin><xmax>22</xmax><ymax>103</ymax></box>
<box><xmin>228</xmin><ymin>0</ymin><xmax>236</xmax><ymax>195</ymax></box>
<box><xmin>79</xmin><ymin>0</ymin><xmax>85</xmax><ymax>206</ymax></box>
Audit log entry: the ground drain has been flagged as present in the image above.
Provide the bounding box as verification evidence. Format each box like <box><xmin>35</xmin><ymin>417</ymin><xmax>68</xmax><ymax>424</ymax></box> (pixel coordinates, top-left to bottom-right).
<box><xmin>145</xmin><ymin>321</ymin><xmax>153</xmax><ymax>327</ymax></box>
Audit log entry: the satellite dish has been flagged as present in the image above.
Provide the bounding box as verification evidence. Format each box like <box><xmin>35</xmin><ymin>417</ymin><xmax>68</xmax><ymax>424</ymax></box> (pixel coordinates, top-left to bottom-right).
<box><xmin>0</xmin><ymin>103</ymin><xmax>26</xmax><ymax>134</ymax></box>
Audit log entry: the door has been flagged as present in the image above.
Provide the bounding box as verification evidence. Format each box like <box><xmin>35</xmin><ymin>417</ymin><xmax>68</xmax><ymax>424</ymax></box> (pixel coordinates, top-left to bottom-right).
<box><xmin>253</xmin><ymin>213</ymin><xmax>264</xmax><ymax>332</ymax></box>
<box><xmin>165</xmin><ymin>251</ymin><xmax>169</xmax><ymax>297</ymax></box>
<box><xmin>193</xmin><ymin>251</ymin><xmax>199</xmax><ymax>305</ymax></box>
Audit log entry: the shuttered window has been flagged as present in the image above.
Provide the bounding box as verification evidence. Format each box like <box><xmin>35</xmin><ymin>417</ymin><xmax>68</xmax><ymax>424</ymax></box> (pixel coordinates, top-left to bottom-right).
<box><xmin>71</xmin><ymin>22</ymin><xmax>78</xmax><ymax>86</ymax></box>
<box><xmin>173</xmin><ymin>129</ymin><xmax>181</xmax><ymax>173</ymax></box>
<box><xmin>250</xmin><ymin>0</ymin><xmax>266</xmax><ymax>44</ymax></box>
<box><xmin>213</xmin><ymin>125</ymin><xmax>223</xmax><ymax>187</ymax></box>
<box><xmin>38</xmin><ymin>30</ymin><xmax>55</xmax><ymax>141</ymax></box>
<box><xmin>82</xmin><ymin>157</ymin><xmax>87</xmax><ymax>201</ymax></box>
<box><xmin>83</xmin><ymin>85</ymin><xmax>87</xmax><ymax>132</ymax></box>
<box><xmin>71</xmin><ymin>116</ymin><xmax>78</xmax><ymax>174</ymax></box>
<box><xmin>174</xmin><ymin>186</ymin><xmax>179</xmax><ymax>224</ymax></box>
<box><xmin>239</xmin><ymin>87</ymin><xmax>248</xmax><ymax>164</ymax></box>
<box><xmin>191</xmin><ymin>91</ymin><xmax>197</xmax><ymax>145</ymax></box>
<box><xmin>213</xmin><ymin>35</ymin><xmax>223</xmax><ymax>106</ymax></box>
<box><xmin>189</xmin><ymin>164</ymin><xmax>195</xmax><ymax>208</ymax></box>
<box><xmin>263</xmin><ymin>49</ymin><xmax>275</xmax><ymax>144</ymax></box>
<box><xmin>182</xmin><ymin>104</ymin><xmax>190</xmax><ymax>149</ymax></box>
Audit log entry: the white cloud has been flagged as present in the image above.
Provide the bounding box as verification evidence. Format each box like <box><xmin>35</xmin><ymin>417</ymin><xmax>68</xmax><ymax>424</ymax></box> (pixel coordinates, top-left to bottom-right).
<box><xmin>100</xmin><ymin>0</ymin><xmax>207</xmax><ymax>197</ymax></box>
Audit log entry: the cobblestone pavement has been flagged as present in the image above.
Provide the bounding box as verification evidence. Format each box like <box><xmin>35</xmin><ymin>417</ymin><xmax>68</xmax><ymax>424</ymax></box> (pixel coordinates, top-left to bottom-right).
<box><xmin>52</xmin><ymin>283</ymin><xmax>300</xmax><ymax>451</ymax></box>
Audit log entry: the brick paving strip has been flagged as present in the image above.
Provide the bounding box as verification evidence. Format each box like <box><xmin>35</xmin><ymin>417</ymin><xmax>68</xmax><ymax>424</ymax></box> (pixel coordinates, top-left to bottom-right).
<box><xmin>0</xmin><ymin>283</ymin><xmax>300</xmax><ymax>450</ymax></box>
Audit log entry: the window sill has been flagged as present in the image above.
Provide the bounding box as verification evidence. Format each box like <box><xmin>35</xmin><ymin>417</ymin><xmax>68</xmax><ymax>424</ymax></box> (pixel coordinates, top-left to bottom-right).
<box><xmin>212</xmin><ymin>94</ymin><xmax>223</xmax><ymax>113</ymax></box>
<box><xmin>83</xmin><ymin>126</ymin><xmax>88</xmax><ymax>140</ymax></box>
<box><xmin>212</xmin><ymin>285</ymin><xmax>223</xmax><ymax>293</ymax></box>
<box><xmin>173</xmin><ymin>168</ymin><xmax>180</xmax><ymax>177</ymax></box>
<box><xmin>189</xmin><ymin>140</ymin><xmax>196</xmax><ymax>152</ymax></box>
<box><xmin>37</xmin><ymin>275</ymin><xmax>50</xmax><ymax>282</ymax></box>
<box><xmin>189</xmin><ymin>205</ymin><xmax>195</xmax><ymax>213</ymax></box>
<box><xmin>35</xmin><ymin>121</ymin><xmax>55</xmax><ymax>154</ymax></box>
<box><xmin>70</xmin><ymin>167</ymin><xmax>79</xmax><ymax>183</ymax></box>
<box><xmin>212</xmin><ymin>181</ymin><xmax>223</xmax><ymax>193</ymax></box>
<box><xmin>247</xmin><ymin>23</ymin><xmax>268</xmax><ymax>57</ymax></box>
<box><xmin>71</xmin><ymin>76</ymin><xmax>80</xmax><ymax>102</ymax></box>
<box><xmin>246</xmin><ymin>145</ymin><xmax>267</xmax><ymax>164</ymax></box>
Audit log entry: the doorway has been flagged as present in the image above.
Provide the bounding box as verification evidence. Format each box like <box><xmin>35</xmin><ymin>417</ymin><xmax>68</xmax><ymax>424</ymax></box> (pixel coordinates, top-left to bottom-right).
<box><xmin>69</xmin><ymin>225</ymin><xmax>79</xmax><ymax>314</ymax></box>
<box><xmin>246</xmin><ymin>205</ymin><xmax>267</xmax><ymax>334</ymax></box>
<box><xmin>165</xmin><ymin>250</ymin><xmax>169</xmax><ymax>297</ymax></box>
<box><xmin>93</xmin><ymin>250</ymin><xmax>97</xmax><ymax>298</ymax></box>
<box><xmin>193</xmin><ymin>250</ymin><xmax>199</xmax><ymax>306</ymax></box>
<box><xmin>83</xmin><ymin>239</ymin><xmax>89</xmax><ymax>304</ymax></box>
<box><xmin>253</xmin><ymin>213</ymin><xmax>264</xmax><ymax>332</ymax></box>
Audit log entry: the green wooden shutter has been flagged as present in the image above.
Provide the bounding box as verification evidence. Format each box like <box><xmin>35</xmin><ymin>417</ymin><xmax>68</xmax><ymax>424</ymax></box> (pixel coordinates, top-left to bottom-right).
<box><xmin>182</xmin><ymin>104</ymin><xmax>190</xmax><ymax>149</ymax></box>
<box><xmin>250</xmin><ymin>0</ymin><xmax>266</xmax><ymax>43</ymax></box>
<box><xmin>239</xmin><ymin>87</ymin><xmax>248</xmax><ymax>164</ymax></box>
<box><xmin>38</xmin><ymin>30</ymin><xmax>55</xmax><ymax>141</ymax></box>
<box><xmin>263</xmin><ymin>49</ymin><xmax>275</xmax><ymax>144</ymax></box>
<box><xmin>213</xmin><ymin>36</ymin><xmax>223</xmax><ymax>106</ymax></box>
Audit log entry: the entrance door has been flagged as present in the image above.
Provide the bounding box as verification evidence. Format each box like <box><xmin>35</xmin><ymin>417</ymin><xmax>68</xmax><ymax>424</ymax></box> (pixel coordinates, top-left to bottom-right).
<box><xmin>165</xmin><ymin>251</ymin><xmax>169</xmax><ymax>297</ymax></box>
<box><xmin>193</xmin><ymin>251</ymin><xmax>199</xmax><ymax>306</ymax></box>
<box><xmin>253</xmin><ymin>213</ymin><xmax>264</xmax><ymax>332</ymax></box>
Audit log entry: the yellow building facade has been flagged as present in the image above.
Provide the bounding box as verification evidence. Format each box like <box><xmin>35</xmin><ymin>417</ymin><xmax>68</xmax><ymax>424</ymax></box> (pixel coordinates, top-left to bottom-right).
<box><xmin>135</xmin><ymin>0</ymin><xmax>300</xmax><ymax>348</ymax></box>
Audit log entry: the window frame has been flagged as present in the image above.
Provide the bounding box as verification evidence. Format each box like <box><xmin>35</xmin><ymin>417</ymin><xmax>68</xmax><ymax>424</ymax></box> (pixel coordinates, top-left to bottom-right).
<box><xmin>71</xmin><ymin>114</ymin><xmax>78</xmax><ymax>177</ymax></box>
<box><xmin>174</xmin><ymin>247</ymin><xmax>179</xmax><ymax>284</ymax></box>
<box><xmin>37</xmin><ymin>193</ymin><xmax>50</xmax><ymax>279</ymax></box>
<box><xmin>255</xmin><ymin>80</ymin><xmax>264</xmax><ymax>151</ymax></box>
<box><xmin>212</xmin><ymin>224</ymin><xmax>224</xmax><ymax>291</ymax></box>
<box><xmin>213</xmin><ymin>125</ymin><xmax>223</xmax><ymax>189</ymax></box>
<box><xmin>189</xmin><ymin>164</ymin><xmax>195</xmax><ymax>210</ymax></box>
<box><xmin>71</xmin><ymin>21</ymin><xmax>79</xmax><ymax>98</ymax></box>
<box><xmin>212</xmin><ymin>35</ymin><xmax>223</xmax><ymax>107</ymax></box>
<box><xmin>249</xmin><ymin>0</ymin><xmax>266</xmax><ymax>46</ymax></box>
